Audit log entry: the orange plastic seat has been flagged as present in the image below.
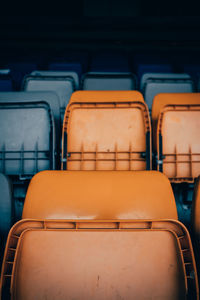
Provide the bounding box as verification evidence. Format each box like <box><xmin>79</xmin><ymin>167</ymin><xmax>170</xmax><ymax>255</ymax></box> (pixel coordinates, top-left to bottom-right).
<box><xmin>0</xmin><ymin>219</ymin><xmax>198</xmax><ymax>300</ymax></box>
<box><xmin>152</xmin><ymin>93</ymin><xmax>200</xmax><ymax>150</ymax></box>
<box><xmin>152</xmin><ymin>93</ymin><xmax>200</xmax><ymax>182</ymax></box>
<box><xmin>22</xmin><ymin>170</ymin><xmax>178</xmax><ymax>220</ymax></box>
<box><xmin>62</xmin><ymin>91</ymin><xmax>151</xmax><ymax>171</ymax></box>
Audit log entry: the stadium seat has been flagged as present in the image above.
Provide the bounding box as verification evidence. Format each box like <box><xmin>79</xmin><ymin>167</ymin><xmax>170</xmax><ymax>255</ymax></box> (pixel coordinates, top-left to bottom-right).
<box><xmin>0</xmin><ymin>219</ymin><xmax>198</xmax><ymax>299</ymax></box>
<box><xmin>0</xmin><ymin>101</ymin><xmax>55</xmax><ymax>219</ymax></box>
<box><xmin>62</xmin><ymin>91</ymin><xmax>151</xmax><ymax>170</ymax></box>
<box><xmin>90</xmin><ymin>52</ymin><xmax>130</xmax><ymax>72</ymax></box>
<box><xmin>152</xmin><ymin>93</ymin><xmax>200</xmax><ymax>182</ymax></box>
<box><xmin>22</xmin><ymin>73</ymin><xmax>76</xmax><ymax>122</ymax></box>
<box><xmin>7</xmin><ymin>62</ymin><xmax>37</xmax><ymax>90</ymax></box>
<box><xmin>22</xmin><ymin>170</ymin><xmax>178</xmax><ymax>220</ymax></box>
<box><xmin>0</xmin><ymin>174</ymin><xmax>12</xmax><ymax>240</ymax></box>
<box><xmin>0</xmin><ymin>70</ymin><xmax>13</xmax><ymax>91</ymax></box>
<box><xmin>0</xmin><ymin>91</ymin><xmax>61</xmax><ymax>163</ymax></box>
<box><xmin>183</xmin><ymin>64</ymin><xmax>200</xmax><ymax>84</ymax></box>
<box><xmin>137</xmin><ymin>63</ymin><xmax>173</xmax><ymax>79</ymax></box>
<box><xmin>82</xmin><ymin>72</ymin><xmax>137</xmax><ymax>90</ymax></box>
<box><xmin>54</xmin><ymin>50</ymin><xmax>88</xmax><ymax>72</ymax></box>
<box><xmin>31</xmin><ymin>70</ymin><xmax>79</xmax><ymax>90</ymax></box>
<box><xmin>133</xmin><ymin>54</ymin><xmax>173</xmax><ymax>79</ymax></box>
<box><xmin>141</xmin><ymin>73</ymin><xmax>194</xmax><ymax>109</ymax></box>
<box><xmin>0</xmin><ymin>101</ymin><xmax>55</xmax><ymax>176</ymax></box>
<box><xmin>48</xmin><ymin>62</ymin><xmax>83</xmax><ymax>79</ymax></box>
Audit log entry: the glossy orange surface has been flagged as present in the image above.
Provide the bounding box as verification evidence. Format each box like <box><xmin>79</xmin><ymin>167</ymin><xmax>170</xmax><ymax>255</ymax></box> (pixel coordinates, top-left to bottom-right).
<box><xmin>1</xmin><ymin>219</ymin><xmax>198</xmax><ymax>300</ymax></box>
<box><xmin>22</xmin><ymin>170</ymin><xmax>178</xmax><ymax>220</ymax></box>
<box><xmin>68</xmin><ymin>90</ymin><xmax>145</xmax><ymax>104</ymax></box>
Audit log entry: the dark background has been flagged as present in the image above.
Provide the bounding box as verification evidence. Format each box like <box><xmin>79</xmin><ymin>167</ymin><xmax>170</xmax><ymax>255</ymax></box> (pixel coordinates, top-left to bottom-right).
<box><xmin>0</xmin><ymin>0</ymin><xmax>200</xmax><ymax>61</ymax></box>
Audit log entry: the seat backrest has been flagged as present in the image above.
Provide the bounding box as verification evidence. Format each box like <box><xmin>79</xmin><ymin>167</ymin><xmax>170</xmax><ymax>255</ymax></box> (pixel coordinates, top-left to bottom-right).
<box><xmin>7</xmin><ymin>62</ymin><xmax>37</xmax><ymax>89</ymax></box>
<box><xmin>82</xmin><ymin>72</ymin><xmax>137</xmax><ymax>90</ymax></box>
<box><xmin>152</xmin><ymin>93</ymin><xmax>200</xmax><ymax>151</ymax></box>
<box><xmin>141</xmin><ymin>73</ymin><xmax>192</xmax><ymax>91</ymax></box>
<box><xmin>153</xmin><ymin>93</ymin><xmax>200</xmax><ymax>182</ymax></box>
<box><xmin>0</xmin><ymin>173</ymin><xmax>12</xmax><ymax>239</ymax></box>
<box><xmin>90</xmin><ymin>52</ymin><xmax>130</xmax><ymax>72</ymax></box>
<box><xmin>0</xmin><ymin>91</ymin><xmax>60</xmax><ymax>125</ymax></box>
<box><xmin>142</xmin><ymin>73</ymin><xmax>194</xmax><ymax>109</ymax></box>
<box><xmin>133</xmin><ymin>54</ymin><xmax>173</xmax><ymax>79</ymax></box>
<box><xmin>31</xmin><ymin>70</ymin><xmax>79</xmax><ymax>89</ymax></box>
<box><xmin>183</xmin><ymin>64</ymin><xmax>200</xmax><ymax>83</ymax></box>
<box><xmin>0</xmin><ymin>219</ymin><xmax>198</xmax><ymax>300</ymax></box>
<box><xmin>22</xmin><ymin>170</ymin><xmax>177</xmax><ymax>220</ymax></box>
<box><xmin>137</xmin><ymin>63</ymin><xmax>173</xmax><ymax>79</ymax></box>
<box><xmin>62</xmin><ymin>91</ymin><xmax>151</xmax><ymax>171</ymax></box>
<box><xmin>51</xmin><ymin>51</ymin><xmax>89</xmax><ymax>72</ymax></box>
<box><xmin>0</xmin><ymin>102</ymin><xmax>55</xmax><ymax>177</ymax></box>
<box><xmin>0</xmin><ymin>70</ymin><xmax>13</xmax><ymax>91</ymax></box>
<box><xmin>48</xmin><ymin>62</ymin><xmax>83</xmax><ymax>79</ymax></box>
<box><xmin>22</xmin><ymin>75</ymin><xmax>75</xmax><ymax>122</ymax></box>
<box><xmin>0</xmin><ymin>91</ymin><xmax>61</xmax><ymax>167</ymax></box>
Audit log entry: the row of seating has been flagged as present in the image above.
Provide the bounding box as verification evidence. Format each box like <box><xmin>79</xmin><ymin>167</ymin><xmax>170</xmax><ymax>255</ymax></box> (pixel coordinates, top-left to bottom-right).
<box><xmin>20</xmin><ymin>71</ymin><xmax>199</xmax><ymax>111</ymax></box>
<box><xmin>0</xmin><ymin>90</ymin><xmax>199</xmax><ymax>221</ymax></box>
<box><xmin>0</xmin><ymin>63</ymin><xmax>199</xmax><ymax>297</ymax></box>
<box><xmin>1</xmin><ymin>90</ymin><xmax>198</xmax><ymax>181</ymax></box>
<box><xmin>0</xmin><ymin>69</ymin><xmax>197</xmax><ymax>109</ymax></box>
<box><xmin>2</xmin><ymin>52</ymin><xmax>200</xmax><ymax>78</ymax></box>
<box><xmin>62</xmin><ymin>91</ymin><xmax>200</xmax><ymax>184</ymax></box>
<box><xmin>0</xmin><ymin>170</ymin><xmax>199</xmax><ymax>299</ymax></box>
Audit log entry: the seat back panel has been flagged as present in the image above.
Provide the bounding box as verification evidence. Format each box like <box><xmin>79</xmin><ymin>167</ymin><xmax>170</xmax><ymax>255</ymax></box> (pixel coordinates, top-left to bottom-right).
<box><xmin>0</xmin><ymin>102</ymin><xmax>54</xmax><ymax>176</ymax></box>
<box><xmin>83</xmin><ymin>77</ymin><xmax>134</xmax><ymax>90</ymax></box>
<box><xmin>82</xmin><ymin>73</ymin><xmax>136</xmax><ymax>91</ymax></box>
<box><xmin>67</xmin><ymin>105</ymin><xmax>147</xmax><ymax>170</ymax></box>
<box><xmin>158</xmin><ymin>105</ymin><xmax>200</xmax><ymax>182</ymax></box>
<box><xmin>13</xmin><ymin>229</ymin><xmax>185</xmax><ymax>300</ymax></box>
<box><xmin>1</xmin><ymin>220</ymin><xmax>198</xmax><ymax>300</ymax></box>
<box><xmin>152</xmin><ymin>93</ymin><xmax>200</xmax><ymax>151</ymax></box>
<box><xmin>63</xmin><ymin>99</ymin><xmax>151</xmax><ymax>171</ymax></box>
<box><xmin>145</xmin><ymin>81</ymin><xmax>194</xmax><ymax>109</ymax></box>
